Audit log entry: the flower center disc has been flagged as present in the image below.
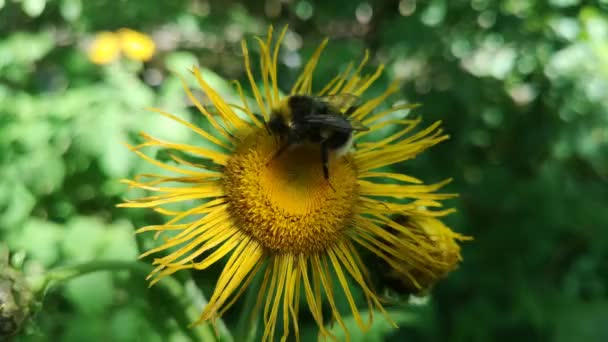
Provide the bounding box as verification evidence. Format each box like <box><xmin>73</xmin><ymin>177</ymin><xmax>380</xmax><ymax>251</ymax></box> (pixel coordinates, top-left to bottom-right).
<box><xmin>223</xmin><ymin>131</ymin><xmax>359</xmax><ymax>254</ymax></box>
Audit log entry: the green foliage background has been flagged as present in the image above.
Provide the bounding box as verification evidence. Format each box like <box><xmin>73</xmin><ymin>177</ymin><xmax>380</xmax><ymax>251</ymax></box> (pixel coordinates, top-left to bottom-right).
<box><xmin>2</xmin><ymin>0</ymin><xmax>607</xmax><ymax>341</ymax></box>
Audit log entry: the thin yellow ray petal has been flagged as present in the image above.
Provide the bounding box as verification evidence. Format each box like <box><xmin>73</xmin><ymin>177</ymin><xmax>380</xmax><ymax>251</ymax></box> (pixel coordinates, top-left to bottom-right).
<box><xmin>281</xmin><ymin>256</ymin><xmax>295</xmax><ymax>342</ymax></box>
<box><xmin>218</xmin><ymin>238</ymin><xmax>247</xmax><ymax>281</ymax></box>
<box><xmin>339</xmin><ymin>50</ymin><xmax>370</xmax><ymax>94</ymax></box>
<box><xmin>122</xmin><ymin>185</ymin><xmax>221</xmax><ymax>201</ymax></box>
<box><xmin>191</xmin><ymin>67</ymin><xmax>249</xmax><ymax>134</ymax></box>
<box><xmin>290</xmin><ymin>39</ymin><xmax>329</xmax><ymax>94</ymax></box>
<box><xmin>241</xmin><ymin>40</ymin><xmax>269</xmax><ymax>120</ymax></box>
<box><xmin>271</xmin><ymin>26</ymin><xmax>288</xmax><ymax>106</ymax></box>
<box><xmin>357</xmin><ymin>117</ymin><xmax>421</xmax><ymax>140</ymax></box>
<box><xmin>358</xmin><ymin>178</ymin><xmax>455</xmax><ymax>200</ymax></box>
<box><xmin>356</xmin><ymin>197</ymin><xmax>455</xmax><ymax>216</ymax></box>
<box><xmin>352</xmin><ymin>64</ymin><xmax>385</xmax><ymax>96</ymax></box>
<box><xmin>146</xmin><ymin>242</ymin><xmax>242</xmax><ymax>285</ymax></box>
<box><xmin>218</xmin><ymin>259</ymin><xmax>264</xmax><ymax>316</ymax></box>
<box><xmin>327</xmin><ymin>246</ymin><xmax>367</xmax><ymax>331</ymax></box>
<box><xmin>200</xmin><ymin>240</ymin><xmax>263</xmax><ymax>321</ymax></box>
<box><xmin>135</xmin><ymin>223</ymin><xmax>188</xmax><ymax>234</ymax></box>
<box><xmin>254</xmin><ymin>36</ymin><xmax>273</xmax><ymax>115</ymax></box>
<box><xmin>322</xmin><ymin>62</ymin><xmax>354</xmax><ymax>96</ymax></box>
<box><xmin>340</xmin><ymin>74</ymin><xmax>361</xmax><ymax>95</ymax></box>
<box><xmin>360</xmin><ymin>104</ymin><xmax>421</xmax><ymax>126</ymax></box>
<box><xmin>334</xmin><ymin>242</ymin><xmax>396</xmax><ymax>328</ymax></box>
<box><xmin>349</xmin><ymin>234</ymin><xmax>397</xmax><ymax>269</ymax></box>
<box><xmin>312</xmin><ymin>262</ymin><xmax>324</xmax><ymax>328</ymax></box>
<box><xmin>179</xmin><ymin>75</ymin><xmax>235</xmax><ymax>143</ymax></box>
<box><xmin>358</xmin><ymin>171</ymin><xmax>422</xmax><ymax>184</ymax></box>
<box><xmin>331</xmin><ymin>243</ymin><xmax>371</xmax><ymax>297</ymax></box>
<box><xmin>150</xmin><ymin>199</ymin><xmax>225</xmax><ymax>225</ymax></box>
<box><xmin>298</xmin><ymin>255</ymin><xmax>332</xmax><ymax>339</ymax></box>
<box><xmin>120</xmin><ymin>178</ymin><xmax>219</xmax><ymax>194</ymax></box>
<box><xmin>145</xmin><ymin>223</ymin><xmax>238</xmax><ymax>266</ymax></box>
<box><xmin>317</xmin><ymin>63</ymin><xmax>352</xmax><ymax>96</ymax></box>
<box><xmin>354</xmin><ymin>128</ymin><xmax>448</xmax><ymax>172</ymax></box>
<box><xmin>356</xmin><ymin>118</ymin><xmax>423</xmax><ymax>151</ymax></box>
<box><xmin>263</xmin><ymin>257</ymin><xmax>287</xmax><ymax>342</ymax></box>
<box><xmin>355</xmin><ymin>136</ymin><xmax>448</xmax><ymax>172</ymax></box>
<box><xmin>120</xmin><ymin>191</ymin><xmax>223</xmax><ymax>208</ymax></box>
<box><xmin>353</xmin><ymin>217</ymin><xmax>436</xmax><ymax>262</ymax></box>
<box><xmin>192</xmin><ymin>234</ymin><xmax>244</xmax><ymax>271</ymax></box>
<box><xmin>353</xmin><ymin>227</ymin><xmax>441</xmax><ymax>273</ymax></box>
<box><xmin>168</xmin><ymin>204</ymin><xmax>229</xmax><ymax>240</ymax></box>
<box><xmin>289</xmin><ymin>268</ymin><xmax>301</xmax><ymax>342</ymax></box>
<box><xmin>231</xmin><ymin>80</ymin><xmax>264</xmax><ymax>128</ymax></box>
<box><xmin>156</xmin><ymin>224</ymin><xmax>239</xmax><ymax>267</ymax></box>
<box><xmin>253</xmin><ymin>264</ymin><xmax>273</xmax><ymax>328</ymax></box>
<box><xmin>264</xmin><ymin>258</ymin><xmax>279</xmax><ymax>325</ymax></box>
<box><xmin>132</xmin><ymin>173</ymin><xmax>222</xmax><ymax>187</ymax></box>
<box><xmin>198</xmin><ymin>246</ymin><xmax>251</xmax><ymax>316</ymax></box>
<box><xmin>125</xmin><ymin>146</ymin><xmax>212</xmax><ymax>176</ymax></box>
<box><xmin>135</xmin><ymin>208</ymin><xmax>217</xmax><ymax>240</ymax></box>
<box><xmin>351</xmin><ymin>80</ymin><xmax>400</xmax><ymax>121</ymax></box>
<box><xmin>313</xmin><ymin>254</ymin><xmax>349</xmax><ymax>341</ymax></box>
<box><xmin>167</xmin><ymin>153</ymin><xmax>224</xmax><ymax>173</ymax></box>
<box><xmin>145</xmin><ymin>106</ymin><xmax>231</xmax><ymax>150</ymax></box>
<box><xmin>398</xmin><ymin>120</ymin><xmax>445</xmax><ymax>144</ymax></box>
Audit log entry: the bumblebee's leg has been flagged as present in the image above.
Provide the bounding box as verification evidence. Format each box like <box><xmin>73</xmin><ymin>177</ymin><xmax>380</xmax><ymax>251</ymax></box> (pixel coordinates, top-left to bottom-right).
<box><xmin>320</xmin><ymin>141</ymin><xmax>336</xmax><ymax>191</ymax></box>
<box><xmin>274</xmin><ymin>141</ymin><xmax>290</xmax><ymax>158</ymax></box>
<box><xmin>267</xmin><ymin>133</ymin><xmax>295</xmax><ymax>165</ymax></box>
<box><xmin>320</xmin><ymin>141</ymin><xmax>329</xmax><ymax>180</ymax></box>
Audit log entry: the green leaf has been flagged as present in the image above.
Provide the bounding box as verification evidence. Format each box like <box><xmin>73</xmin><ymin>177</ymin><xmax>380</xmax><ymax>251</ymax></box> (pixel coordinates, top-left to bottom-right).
<box><xmin>60</xmin><ymin>0</ymin><xmax>82</xmax><ymax>21</ymax></box>
<box><xmin>99</xmin><ymin>220</ymin><xmax>138</xmax><ymax>261</ymax></box>
<box><xmin>555</xmin><ymin>300</ymin><xmax>608</xmax><ymax>342</ymax></box>
<box><xmin>64</xmin><ymin>271</ymin><xmax>114</xmax><ymax>315</ymax></box>
<box><xmin>61</xmin><ymin>216</ymin><xmax>106</xmax><ymax>262</ymax></box>
<box><xmin>0</xmin><ymin>181</ymin><xmax>36</xmax><ymax>228</ymax></box>
<box><xmin>7</xmin><ymin>218</ymin><xmax>63</xmax><ymax>266</ymax></box>
<box><xmin>22</xmin><ymin>0</ymin><xmax>47</xmax><ymax>17</ymax></box>
<box><xmin>326</xmin><ymin>309</ymin><xmax>417</xmax><ymax>342</ymax></box>
<box><xmin>109</xmin><ymin>307</ymin><xmax>163</xmax><ymax>342</ymax></box>
<box><xmin>165</xmin><ymin>52</ymin><xmax>198</xmax><ymax>76</ymax></box>
<box><xmin>62</xmin><ymin>319</ymin><xmax>106</xmax><ymax>342</ymax></box>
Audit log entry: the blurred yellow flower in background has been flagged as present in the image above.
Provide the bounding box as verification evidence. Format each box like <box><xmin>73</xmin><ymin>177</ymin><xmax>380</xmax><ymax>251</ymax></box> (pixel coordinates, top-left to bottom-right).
<box><xmin>119</xmin><ymin>26</ymin><xmax>468</xmax><ymax>341</ymax></box>
<box><xmin>87</xmin><ymin>31</ymin><xmax>121</xmax><ymax>65</ymax></box>
<box><xmin>117</xmin><ymin>28</ymin><xmax>156</xmax><ymax>62</ymax></box>
<box><xmin>87</xmin><ymin>28</ymin><xmax>155</xmax><ymax>64</ymax></box>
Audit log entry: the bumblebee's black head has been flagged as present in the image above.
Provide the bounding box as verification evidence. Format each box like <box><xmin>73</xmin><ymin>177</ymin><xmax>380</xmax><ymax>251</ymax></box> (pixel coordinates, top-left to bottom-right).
<box><xmin>268</xmin><ymin>111</ymin><xmax>288</xmax><ymax>135</ymax></box>
<box><xmin>268</xmin><ymin>95</ymin><xmax>316</xmax><ymax>136</ymax></box>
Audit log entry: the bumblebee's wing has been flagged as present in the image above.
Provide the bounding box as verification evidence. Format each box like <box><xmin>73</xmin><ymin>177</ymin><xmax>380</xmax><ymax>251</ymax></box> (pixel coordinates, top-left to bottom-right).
<box><xmin>304</xmin><ymin>114</ymin><xmax>370</xmax><ymax>132</ymax></box>
<box><xmin>346</xmin><ymin>117</ymin><xmax>370</xmax><ymax>131</ymax></box>
<box><xmin>319</xmin><ymin>94</ymin><xmax>360</xmax><ymax>112</ymax></box>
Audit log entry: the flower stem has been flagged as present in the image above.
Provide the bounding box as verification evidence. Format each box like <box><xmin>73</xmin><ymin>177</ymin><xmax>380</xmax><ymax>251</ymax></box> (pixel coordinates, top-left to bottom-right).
<box><xmin>33</xmin><ymin>260</ymin><xmax>223</xmax><ymax>342</ymax></box>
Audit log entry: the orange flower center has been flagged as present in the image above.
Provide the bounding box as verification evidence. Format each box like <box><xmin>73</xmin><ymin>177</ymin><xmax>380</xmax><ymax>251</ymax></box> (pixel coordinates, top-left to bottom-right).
<box><xmin>223</xmin><ymin>131</ymin><xmax>360</xmax><ymax>254</ymax></box>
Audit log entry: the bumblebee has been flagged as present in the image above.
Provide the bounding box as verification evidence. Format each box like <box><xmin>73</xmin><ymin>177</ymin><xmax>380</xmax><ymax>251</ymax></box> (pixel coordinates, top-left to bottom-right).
<box><xmin>267</xmin><ymin>94</ymin><xmax>370</xmax><ymax>180</ymax></box>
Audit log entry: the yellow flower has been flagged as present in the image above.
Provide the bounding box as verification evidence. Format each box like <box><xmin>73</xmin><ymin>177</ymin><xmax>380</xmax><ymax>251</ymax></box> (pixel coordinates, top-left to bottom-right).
<box><xmin>117</xmin><ymin>28</ymin><xmax>156</xmax><ymax>62</ymax></box>
<box><xmin>120</xmin><ymin>26</ymin><xmax>468</xmax><ymax>341</ymax></box>
<box><xmin>381</xmin><ymin>216</ymin><xmax>469</xmax><ymax>295</ymax></box>
<box><xmin>87</xmin><ymin>31</ymin><xmax>121</xmax><ymax>65</ymax></box>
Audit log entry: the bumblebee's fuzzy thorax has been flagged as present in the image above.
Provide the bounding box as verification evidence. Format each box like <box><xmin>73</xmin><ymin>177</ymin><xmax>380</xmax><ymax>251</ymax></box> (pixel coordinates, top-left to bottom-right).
<box><xmin>266</xmin><ymin>94</ymin><xmax>368</xmax><ymax>180</ymax></box>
